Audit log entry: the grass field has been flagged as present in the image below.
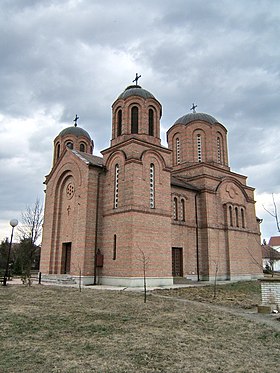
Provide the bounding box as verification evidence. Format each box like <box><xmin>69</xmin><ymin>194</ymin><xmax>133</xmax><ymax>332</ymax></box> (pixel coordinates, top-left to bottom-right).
<box><xmin>0</xmin><ymin>283</ymin><xmax>279</xmax><ymax>373</ymax></box>
<box><xmin>154</xmin><ymin>280</ymin><xmax>262</xmax><ymax>309</ymax></box>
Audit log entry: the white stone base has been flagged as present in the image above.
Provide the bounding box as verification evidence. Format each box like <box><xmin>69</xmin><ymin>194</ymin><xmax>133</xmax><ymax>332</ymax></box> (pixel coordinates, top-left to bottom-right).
<box><xmin>99</xmin><ymin>276</ymin><xmax>174</xmax><ymax>288</ymax></box>
<box><xmin>230</xmin><ymin>273</ymin><xmax>264</xmax><ymax>282</ymax></box>
<box><xmin>185</xmin><ymin>274</ymin><xmax>199</xmax><ymax>281</ymax></box>
<box><xmin>200</xmin><ymin>274</ymin><xmax>230</xmax><ymax>281</ymax></box>
<box><xmin>73</xmin><ymin>276</ymin><xmax>95</xmax><ymax>286</ymax></box>
<box><xmin>199</xmin><ymin>273</ymin><xmax>263</xmax><ymax>282</ymax></box>
<box><xmin>41</xmin><ymin>274</ymin><xmax>174</xmax><ymax>287</ymax></box>
<box><xmin>41</xmin><ymin>274</ymin><xmax>96</xmax><ymax>286</ymax></box>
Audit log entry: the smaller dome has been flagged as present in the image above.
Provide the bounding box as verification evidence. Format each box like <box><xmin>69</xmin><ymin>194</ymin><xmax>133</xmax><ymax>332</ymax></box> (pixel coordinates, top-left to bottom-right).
<box><xmin>58</xmin><ymin>126</ymin><xmax>91</xmax><ymax>140</ymax></box>
<box><xmin>174</xmin><ymin>112</ymin><xmax>219</xmax><ymax>126</ymax></box>
<box><xmin>117</xmin><ymin>85</ymin><xmax>157</xmax><ymax>100</ymax></box>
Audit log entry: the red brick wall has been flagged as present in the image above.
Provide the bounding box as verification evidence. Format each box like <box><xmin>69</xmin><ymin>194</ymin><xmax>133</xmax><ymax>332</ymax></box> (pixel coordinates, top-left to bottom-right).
<box><xmin>41</xmin><ymin>102</ymin><xmax>263</xmax><ymax>285</ymax></box>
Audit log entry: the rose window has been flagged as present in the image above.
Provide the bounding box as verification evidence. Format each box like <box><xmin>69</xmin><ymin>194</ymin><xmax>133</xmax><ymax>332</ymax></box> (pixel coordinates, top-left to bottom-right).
<box><xmin>66</xmin><ymin>183</ymin><xmax>75</xmax><ymax>199</ymax></box>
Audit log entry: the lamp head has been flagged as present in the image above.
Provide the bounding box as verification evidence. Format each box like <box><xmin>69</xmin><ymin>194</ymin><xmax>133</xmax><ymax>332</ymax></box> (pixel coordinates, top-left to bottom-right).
<box><xmin>10</xmin><ymin>219</ymin><xmax>18</xmax><ymax>228</ymax></box>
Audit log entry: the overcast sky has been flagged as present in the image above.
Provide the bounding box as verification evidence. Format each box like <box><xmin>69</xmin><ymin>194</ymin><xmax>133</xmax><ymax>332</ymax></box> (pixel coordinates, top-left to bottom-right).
<box><xmin>0</xmin><ymin>0</ymin><xmax>279</xmax><ymax>242</ymax></box>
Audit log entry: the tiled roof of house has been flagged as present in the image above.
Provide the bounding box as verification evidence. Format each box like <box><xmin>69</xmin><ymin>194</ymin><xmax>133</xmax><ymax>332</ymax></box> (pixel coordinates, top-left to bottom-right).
<box><xmin>262</xmin><ymin>245</ymin><xmax>280</xmax><ymax>260</ymax></box>
<box><xmin>268</xmin><ymin>236</ymin><xmax>280</xmax><ymax>247</ymax></box>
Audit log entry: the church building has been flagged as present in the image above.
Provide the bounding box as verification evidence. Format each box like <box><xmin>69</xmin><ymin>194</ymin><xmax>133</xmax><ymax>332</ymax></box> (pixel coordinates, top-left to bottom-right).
<box><xmin>40</xmin><ymin>80</ymin><xmax>263</xmax><ymax>286</ymax></box>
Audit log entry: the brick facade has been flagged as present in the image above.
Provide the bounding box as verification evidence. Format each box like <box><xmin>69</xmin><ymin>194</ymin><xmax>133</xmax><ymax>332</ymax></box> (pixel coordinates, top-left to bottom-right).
<box><xmin>40</xmin><ymin>84</ymin><xmax>263</xmax><ymax>286</ymax></box>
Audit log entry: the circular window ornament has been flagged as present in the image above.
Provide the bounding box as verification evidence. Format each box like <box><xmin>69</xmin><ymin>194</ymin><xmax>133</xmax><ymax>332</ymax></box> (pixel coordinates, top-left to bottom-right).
<box><xmin>66</xmin><ymin>182</ymin><xmax>75</xmax><ymax>199</ymax></box>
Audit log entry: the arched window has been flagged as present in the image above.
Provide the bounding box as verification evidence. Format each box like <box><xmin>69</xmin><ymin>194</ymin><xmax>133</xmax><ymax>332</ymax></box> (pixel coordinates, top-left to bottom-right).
<box><xmin>180</xmin><ymin>199</ymin><xmax>185</xmax><ymax>221</ymax></box>
<box><xmin>150</xmin><ymin>163</ymin><xmax>155</xmax><ymax>208</ymax></box>
<box><xmin>235</xmin><ymin>207</ymin><xmax>239</xmax><ymax>227</ymax></box>
<box><xmin>131</xmin><ymin>106</ymin><xmax>138</xmax><ymax>134</ymax></box>
<box><xmin>79</xmin><ymin>143</ymin><xmax>86</xmax><ymax>152</ymax></box>
<box><xmin>56</xmin><ymin>143</ymin><xmax>60</xmax><ymax>160</ymax></box>
<box><xmin>173</xmin><ymin>197</ymin><xmax>178</xmax><ymax>220</ymax></box>
<box><xmin>114</xmin><ymin>164</ymin><xmax>119</xmax><ymax>208</ymax></box>
<box><xmin>197</xmin><ymin>134</ymin><xmax>202</xmax><ymax>162</ymax></box>
<box><xmin>241</xmin><ymin>208</ymin><xmax>245</xmax><ymax>228</ymax></box>
<box><xmin>217</xmin><ymin>137</ymin><xmax>221</xmax><ymax>164</ymax></box>
<box><xmin>176</xmin><ymin>138</ymin><xmax>180</xmax><ymax>165</ymax></box>
<box><xmin>117</xmin><ymin>109</ymin><xmax>122</xmax><ymax>137</ymax></box>
<box><xmin>148</xmin><ymin>108</ymin><xmax>154</xmax><ymax>136</ymax></box>
<box><xmin>229</xmin><ymin>206</ymin><xmax>233</xmax><ymax>226</ymax></box>
<box><xmin>66</xmin><ymin>141</ymin><xmax>73</xmax><ymax>149</ymax></box>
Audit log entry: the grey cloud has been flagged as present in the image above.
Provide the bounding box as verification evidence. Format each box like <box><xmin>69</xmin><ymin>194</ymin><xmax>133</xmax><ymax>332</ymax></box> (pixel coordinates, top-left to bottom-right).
<box><xmin>0</xmin><ymin>0</ymin><xmax>280</xmax><ymax>240</ymax></box>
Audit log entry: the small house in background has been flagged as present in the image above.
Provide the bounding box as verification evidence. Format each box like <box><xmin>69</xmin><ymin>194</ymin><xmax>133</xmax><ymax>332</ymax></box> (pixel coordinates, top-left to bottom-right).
<box><xmin>262</xmin><ymin>243</ymin><xmax>280</xmax><ymax>273</ymax></box>
<box><xmin>268</xmin><ymin>236</ymin><xmax>280</xmax><ymax>252</ymax></box>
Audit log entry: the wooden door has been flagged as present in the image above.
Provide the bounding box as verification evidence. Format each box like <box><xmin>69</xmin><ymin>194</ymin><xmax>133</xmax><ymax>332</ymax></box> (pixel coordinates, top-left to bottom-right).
<box><xmin>62</xmin><ymin>242</ymin><xmax>71</xmax><ymax>274</ymax></box>
<box><xmin>172</xmin><ymin>247</ymin><xmax>183</xmax><ymax>277</ymax></box>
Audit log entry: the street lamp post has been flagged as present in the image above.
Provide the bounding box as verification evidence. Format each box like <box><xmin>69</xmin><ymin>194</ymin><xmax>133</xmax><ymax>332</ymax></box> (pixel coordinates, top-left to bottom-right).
<box><xmin>2</xmin><ymin>219</ymin><xmax>18</xmax><ymax>286</ymax></box>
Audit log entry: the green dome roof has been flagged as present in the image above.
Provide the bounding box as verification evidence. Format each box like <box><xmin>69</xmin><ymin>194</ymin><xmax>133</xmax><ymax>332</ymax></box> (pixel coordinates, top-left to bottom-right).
<box><xmin>117</xmin><ymin>85</ymin><xmax>157</xmax><ymax>100</ymax></box>
<box><xmin>174</xmin><ymin>112</ymin><xmax>219</xmax><ymax>125</ymax></box>
<box><xmin>58</xmin><ymin>126</ymin><xmax>91</xmax><ymax>140</ymax></box>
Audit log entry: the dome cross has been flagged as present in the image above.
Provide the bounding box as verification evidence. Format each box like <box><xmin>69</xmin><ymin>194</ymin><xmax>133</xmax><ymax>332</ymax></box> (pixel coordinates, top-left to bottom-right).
<box><xmin>73</xmin><ymin>114</ymin><xmax>79</xmax><ymax>127</ymax></box>
<box><xmin>133</xmin><ymin>73</ymin><xmax>141</xmax><ymax>86</ymax></box>
<box><xmin>190</xmin><ymin>103</ymin><xmax>197</xmax><ymax>113</ymax></box>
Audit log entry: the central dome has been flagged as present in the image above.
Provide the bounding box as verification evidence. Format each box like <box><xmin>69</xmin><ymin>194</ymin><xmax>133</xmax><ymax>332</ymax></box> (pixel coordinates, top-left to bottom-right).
<box><xmin>58</xmin><ymin>126</ymin><xmax>91</xmax><ymax>140</ymax></box>
<box><xmin>117</xmin><ymin>85</ymin><xmax>157</xmax><ymax>100</ymax></box>
<box><xmin>174</xmin><ymin>112</ymin><xmax>219</xmax><ymax>126</ymax></box>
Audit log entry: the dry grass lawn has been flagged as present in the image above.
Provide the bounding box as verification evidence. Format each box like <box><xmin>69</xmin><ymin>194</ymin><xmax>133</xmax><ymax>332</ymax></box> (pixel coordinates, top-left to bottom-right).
<box><xmin>154</xmin><ymin>280</ymin><xmax>262</xmax><ymax>309</ymax></box>
<box><xmin>0</xmin><ymin>283</ymin><xmax>279</xmax><ymax>373</ymax></box>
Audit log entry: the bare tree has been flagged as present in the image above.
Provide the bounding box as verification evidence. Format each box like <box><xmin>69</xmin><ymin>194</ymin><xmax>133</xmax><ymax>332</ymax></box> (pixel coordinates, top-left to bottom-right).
<box><xmin>16</xmin><ymin>199</ymin><xmax>43</xmax><ymax>284</ymax></box>
<box><xmin>137</xmin><ymin>247</ymin><xmax>150</xmax><ymax>303</ymax></box>
<box><xmin>246</xmin><ymin>236</ymin><xmax>280</xmax><ymax>278</ymax></box>
<box><xmin>72</xmin><ymin>262</ymin><xmax>83</xmax><ymax>292</ymax></box>
<box><xmin>262</xmin><ymin>193</ymin><xmax>280</xmax><ymax>276</ymax></box>
<box><xmin>212</xmin><ymin>259</ymin><xmax>219</xmax><ymax>299</ymax></box>
<box><xmin>17</xmin><ymin>198</ymin><xmax>43</xmax><ymax>245</ymax></box>
<box><xmin>263</xmin><ymin>193</ymin><xmax>280</xmax><ymax>232</ymax></box>
<box><xmin>263</xmin><ymin>245</ymin><xmax>280</xmax><ymax>277</ymax></box>
<box><xmin>0</xmin><ymin>238</ymin><xmax>9</xmax><ymax>274</ymax></box>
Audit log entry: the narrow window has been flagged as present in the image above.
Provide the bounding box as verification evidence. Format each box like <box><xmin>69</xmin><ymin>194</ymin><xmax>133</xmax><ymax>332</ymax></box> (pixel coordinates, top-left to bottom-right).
<box><xmin>217</xmin><ymin>137</ymin><xmax>221</xmax><ymax>164</ymax></box>
<box><xmin>117</xmin><ymin>109</ymin><xmax>122</xmax><ymax>137</ymax></box>
<box><xmin>229</xmin><ymin>206</ymin><xmax>233</xmax><ymax>226</ymax></box>
<box><xmin>79</xmin><ymin>143</ymin><xmax>85</xmax><ymax>152</ymax></box>
<box><xmin>131</xmin><ymin>106</ymin><xmax>138</xmax><ymax>134</ymax></box>
<box><xmin>181</xmin><ymin>199</ymin><xmax>185</xmax><ymax>221</ymax></box>
<box><xmin>149</xmin><ymin>109</ymin><xmax>154</xmax><ymax>136</ymax></box>
<box><xmin>173</xmin><ymin>197</ymin><xmax>178</xmax><ymax>220</ymax></box>
<box><xmin>114</xmin><ymin>164</ymin><xmax>119</xmax><ymax>208</ymax></box>
<box><xmin>66</xmin><ymin>141</ymin><xmax>73</xmax><ymax>149</ymax></box>
<box><xmin>197</xmin><ymin>134</ymin><xmax>202</xmax><ymax>162</ymax></box>
<box><xmin>235</xmin><ymin>207</ymin><xmax>239</xmax><ymax>227</ymax></box>
<box><xmin>113</xmin><ymin>234</ymin><xmax>117</xmax><ymax>260</ymax></box>
<box><xmin>176</xmin><ymin>138</ymin><xmax>180</xmax><ymax>165</ymax></box>
<box><xmin>56</xmin><ymin>143</ymin><xmax>60</xmax><ymax>160</ymax></box>
<box><xmin>241</xmin><ymin>208</ymin><xmax>245</xmax><ymax>228</ymax></box>
<box><xmin>150</xmin><ymin>163</ymin><xmax>155</xmax><ymax>208</ymax></box>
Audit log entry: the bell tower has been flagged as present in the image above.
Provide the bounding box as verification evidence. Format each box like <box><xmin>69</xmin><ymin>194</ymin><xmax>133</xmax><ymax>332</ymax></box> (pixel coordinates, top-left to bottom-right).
<box><xmin>110</xmin><ymin>78</ymin><xmax>162</xmax><ymax>147</ymax></box>
<box><xmin>100</xmin><ymin>77</ymin><xmax>173</xmax><ymax>287</ymax></box>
